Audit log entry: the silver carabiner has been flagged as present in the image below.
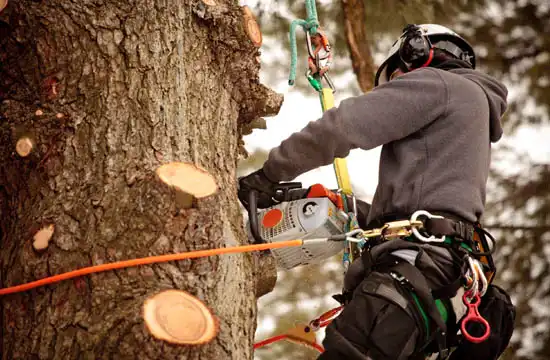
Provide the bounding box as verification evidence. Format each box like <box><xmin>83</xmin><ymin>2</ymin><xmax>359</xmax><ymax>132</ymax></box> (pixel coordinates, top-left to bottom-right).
<box><xmin>305</xmin><ymin>31</ymin><xmax>315</xmax><ymax>59</ymax></box>
<box><xmin>410</xmin><ymin>210</ymin><xmax>446</xmax><ymax>243</ymax></box>
<box><xmin>467</xmin><ymin>256</ymin><xmax>488</xmax><ymax>297</ymax></box>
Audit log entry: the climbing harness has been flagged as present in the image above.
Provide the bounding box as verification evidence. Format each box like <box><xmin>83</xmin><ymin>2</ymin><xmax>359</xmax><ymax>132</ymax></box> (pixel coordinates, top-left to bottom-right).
<box><xmin>258</xmin><ymin>207</ymin><xmax>497</xmax><ymax>353</ymax></box>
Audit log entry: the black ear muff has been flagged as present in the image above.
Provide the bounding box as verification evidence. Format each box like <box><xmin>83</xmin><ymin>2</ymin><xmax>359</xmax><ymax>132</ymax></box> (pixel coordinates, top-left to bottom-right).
<box><xmin>399</xmin><ymin>24</ymin><xmax>434</xmax><ymax>70</ymax></box>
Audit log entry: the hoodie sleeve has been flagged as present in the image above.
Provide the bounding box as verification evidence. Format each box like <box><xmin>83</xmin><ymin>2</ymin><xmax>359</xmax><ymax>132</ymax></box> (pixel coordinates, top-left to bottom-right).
<box><xmin>263</xmin><ymin>68</ymin><xmax>450</xmax><ymax>182</ymax></box>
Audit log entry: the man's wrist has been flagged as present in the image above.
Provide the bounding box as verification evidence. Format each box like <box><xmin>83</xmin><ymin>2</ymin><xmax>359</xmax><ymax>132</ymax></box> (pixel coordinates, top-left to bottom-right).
<box><xmin>261</xmin><ymin>166</ymin><xmax>278</xmax><ymax>184</ymax></box>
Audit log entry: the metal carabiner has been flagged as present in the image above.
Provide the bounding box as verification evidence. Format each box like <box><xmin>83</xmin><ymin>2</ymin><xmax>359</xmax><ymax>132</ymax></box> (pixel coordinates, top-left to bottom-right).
<box><xmin>304</xmin><ymin>32</ymin><xmax>336</xmax><ymax>93</ymax></box>
<box><xmin>467</xmin><ymin>256</ymin><xmax>488</xmax><ymax>297</ymax></box>
<box><xmin>305</xmin><ymin>31</ymin><xmax>316</xmax><ymax>59</ymax></box>
<box><xmin>461</xmin><ymin>291</ymin><xmax>491</xmax><ymax>343</ymax></box>
<box><xmin>322</xmin><ymin>72</ymin><xmax>336</xmax><ymax>92</ymax></box>
<box><xmin>465</xmin><ymin>256</ymin><xmax>479</xmax><ymax>296</ymax></box>
<box><xmin>410</xmin><ymin>210</ymin><xmax>447</xmax><ymax>243</ymax></box>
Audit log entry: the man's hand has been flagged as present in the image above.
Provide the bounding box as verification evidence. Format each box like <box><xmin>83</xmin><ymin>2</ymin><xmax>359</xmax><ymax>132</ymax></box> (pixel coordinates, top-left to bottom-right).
<box><xmin>238</xmin><ymin>168</ymin><xmax>277</xmax><ymax>209</ymax></box>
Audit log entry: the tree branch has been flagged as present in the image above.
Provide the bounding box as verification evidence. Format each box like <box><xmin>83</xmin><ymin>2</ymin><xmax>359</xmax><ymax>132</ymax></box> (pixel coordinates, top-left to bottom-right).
<box><xmin>484</xmin><ymin>224</ymin><xmax>550</xmax><ymax>231</ymax></box>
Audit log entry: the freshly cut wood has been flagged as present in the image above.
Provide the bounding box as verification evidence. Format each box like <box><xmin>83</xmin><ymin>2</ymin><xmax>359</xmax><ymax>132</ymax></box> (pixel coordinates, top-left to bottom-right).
<box><xmin>156</xmin><ymin>162</ymin><xmax>218</xmax><ymax>208</ymax></box>
<box><xmin>33</xmin><ymin>224</ymin><xmax>55</xmax><ymax>250</ymax></box>
<box><xmin>143</xmin><ymin>290</ymin><xmax>218</xmax><ymax>345</ymax></box>
<box><xmin>202</xmin><ymin>0</ymin><xmax>216</xmax><ymax>5</ymax></box>
<box><xmin>0</xmin><ymin>0</ymin><xmax>7</xmax><ymax>13</ymax></box>
<box><xmin>16</xmin><ymin>137</ymin><xmax>34</xmax><ymax>157</ymax></box>
<box><xmin>242</xmin><ymin>6</ymin><xmax>262</xmax><ymax>47</ymax></box>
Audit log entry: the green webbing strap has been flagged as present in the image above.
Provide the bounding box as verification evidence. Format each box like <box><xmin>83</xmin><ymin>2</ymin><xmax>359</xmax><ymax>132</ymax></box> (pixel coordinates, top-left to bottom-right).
<box><xmin>288</xmin><ymin>0</ymin><xmax>320</xmax><ymax>85</ymax></box>
<box><xmin>412</xmin><ymin>293</ymin><xmax>449</xmax><ymax>336</ymax></box>
<box><xmin>405</xmin><ymin>236</ymin><xmax>474</xmax><ymax>253</ymax></box>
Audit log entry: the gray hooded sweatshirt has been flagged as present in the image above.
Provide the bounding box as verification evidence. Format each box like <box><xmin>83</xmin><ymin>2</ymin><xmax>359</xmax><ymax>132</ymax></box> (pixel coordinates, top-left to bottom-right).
<box><xmin>263</xmin><ymin>67</ymin><xmax>508</xmax><ymax>223</ymax></box>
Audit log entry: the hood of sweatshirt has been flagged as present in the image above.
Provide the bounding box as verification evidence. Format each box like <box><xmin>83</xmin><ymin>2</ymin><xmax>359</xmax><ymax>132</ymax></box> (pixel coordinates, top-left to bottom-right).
<box><xmin>448</xmin><ymin>68</ymin><xmax>508</xmax><ymax>142</ymax></box>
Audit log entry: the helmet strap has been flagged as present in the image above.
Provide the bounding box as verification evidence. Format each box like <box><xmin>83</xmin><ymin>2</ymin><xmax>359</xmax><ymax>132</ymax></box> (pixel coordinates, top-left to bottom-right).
<box><xmin>419</xmin><ymin>48</ymin><xmax>435</xmax><ymax>68</ymax></box>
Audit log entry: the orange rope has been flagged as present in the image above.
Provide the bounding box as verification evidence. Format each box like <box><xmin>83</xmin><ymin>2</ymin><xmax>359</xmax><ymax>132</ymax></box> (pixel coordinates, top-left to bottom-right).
<box><xmin>0</xmin><ymin>240</ymin><xmax>303</xmax><ymax>296</ymax></box>
<box><xmin>254</xmin><ymin>334</ymin><xmax>288</xmax><ymax>349</ymax></box>
<box><xmin>254</xmin><ymin>334</ymin><xmax>325</xmax><ymax>353</ymax></box>
<box><xmin>254</xmin><ymin>305</ymin><xmax>343</xmax><ymax>353</ymax></box>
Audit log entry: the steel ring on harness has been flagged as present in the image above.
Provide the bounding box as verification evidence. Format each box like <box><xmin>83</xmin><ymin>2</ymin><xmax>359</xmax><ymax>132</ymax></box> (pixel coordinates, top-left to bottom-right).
<box><xmin>410</xmin><ymin>210</ymin><xmax>446</xmax><ymax>243</ymax></box>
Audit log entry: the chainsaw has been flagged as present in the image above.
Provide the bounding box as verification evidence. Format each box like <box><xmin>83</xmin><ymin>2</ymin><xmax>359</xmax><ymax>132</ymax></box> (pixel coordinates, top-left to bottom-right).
<box><xmin>246</xmin><ymin>182</ymin><xmax>357</xmax><ymax>270</ymax></box>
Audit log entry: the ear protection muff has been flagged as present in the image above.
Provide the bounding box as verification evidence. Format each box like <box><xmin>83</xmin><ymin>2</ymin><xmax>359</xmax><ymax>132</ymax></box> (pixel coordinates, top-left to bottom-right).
<box><xmin>398</xmin><ymin>24</ymin><xmax>434</xmax><ymax>70</ymax></box>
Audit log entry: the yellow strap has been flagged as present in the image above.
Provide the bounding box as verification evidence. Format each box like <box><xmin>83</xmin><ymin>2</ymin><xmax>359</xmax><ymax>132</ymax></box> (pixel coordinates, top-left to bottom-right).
<box><xmin>320</xmin><ymin>88</ymin><xmax>353</xmax><ymax>195</ymax></box>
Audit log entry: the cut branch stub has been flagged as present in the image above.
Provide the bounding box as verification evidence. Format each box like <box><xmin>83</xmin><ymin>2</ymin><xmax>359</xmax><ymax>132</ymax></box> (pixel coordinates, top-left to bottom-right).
<box><xmin>33</xmin><ymin>224</ymin><xmax>55</xmax><ymax>251</ymax></box>
<box><xmin>254</xmin><ymin>252</ymin><xmax>277</xmax><ymax>298</ymax></box>
<box><xmin>0</xmin><ymin>0</ymin><xmax>6</xmax><ymax>12</ymax></box>
<box><xmin>242</xmin><ymin>117</ymin><xmax>266</xmax><ymax>135</ymax></box>
<box><xmin>156</xmin><ymin>162</ymin><xmax>218</xmax><ymax>208</ymax></box>
<box><xmin>16</xmin><ymin>136</ymin><xmax>35</xmax><ymax>157</ymax></box>
<box><xmin>242</xmin><ymin>6</ymin><xmax>262</xmax><ymax>47</ymax></box>
<box><xmin>143</xmin><ymin>290</ymin><xmax>219</xmax><ymax>345</ymax></box>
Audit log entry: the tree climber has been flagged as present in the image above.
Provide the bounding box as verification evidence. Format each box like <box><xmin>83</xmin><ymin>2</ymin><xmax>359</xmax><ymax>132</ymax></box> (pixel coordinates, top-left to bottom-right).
<box><xmin>239</xmin><ymin>24</ymin><xmax>515</xmax><ymax>360</ymax></box>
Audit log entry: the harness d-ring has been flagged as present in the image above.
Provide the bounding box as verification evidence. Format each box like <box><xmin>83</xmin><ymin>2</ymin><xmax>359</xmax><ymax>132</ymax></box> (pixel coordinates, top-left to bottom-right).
<box><xmin>410</xmin><ymin>210</ymin><xmax>446</xmax><ymax>243</ymax></box>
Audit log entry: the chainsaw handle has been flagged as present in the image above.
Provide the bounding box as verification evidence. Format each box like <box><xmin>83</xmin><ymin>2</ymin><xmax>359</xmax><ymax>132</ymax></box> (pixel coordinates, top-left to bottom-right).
<box><xmin>248</xmin><ymin>190</ymin><xmax>266</xmax><ymax>244</ymax></box>
<box><xmin>273</xmin><ymin>182</ymin><xmax>304</xmax><ymax>202</ymax></box>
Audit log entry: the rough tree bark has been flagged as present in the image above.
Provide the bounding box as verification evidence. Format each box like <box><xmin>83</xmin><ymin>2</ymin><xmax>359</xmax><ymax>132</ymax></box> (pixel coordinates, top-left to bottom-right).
<box><xmin>340</xmin><ymin>0</ymin><xmax>376</xmax><ymax>92</ymax></box>
<box><xmin>0</xmin><ymin>0</ymin><xmax>282</xmax><ymax>359</ymax></box>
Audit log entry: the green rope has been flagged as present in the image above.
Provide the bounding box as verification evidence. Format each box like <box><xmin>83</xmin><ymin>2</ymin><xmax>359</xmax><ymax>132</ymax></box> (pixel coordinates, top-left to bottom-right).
<box><xmin>288</xmin><ymin>0</ymin><xmax>320</xmax><ymax>85</ymax></box>
<box><xmin>305</xmin><ymin>0</ymin><xmax>319</xmax><ymax>32</ymax></box>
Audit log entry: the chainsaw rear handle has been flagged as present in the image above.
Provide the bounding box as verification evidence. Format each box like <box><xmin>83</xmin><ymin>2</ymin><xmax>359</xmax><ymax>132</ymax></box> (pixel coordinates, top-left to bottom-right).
<box><xmin>248</xmin><ymin>182</ymin><xmax>303</xmax><ymax>244</ymax></box>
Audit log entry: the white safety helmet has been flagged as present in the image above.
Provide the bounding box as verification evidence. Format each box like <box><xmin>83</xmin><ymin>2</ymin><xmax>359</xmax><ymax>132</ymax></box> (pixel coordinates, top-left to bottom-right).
<box><xmin>374</xmin><ymin>24</ymin><xmax>476</xmax><ymax>86</ymax></box>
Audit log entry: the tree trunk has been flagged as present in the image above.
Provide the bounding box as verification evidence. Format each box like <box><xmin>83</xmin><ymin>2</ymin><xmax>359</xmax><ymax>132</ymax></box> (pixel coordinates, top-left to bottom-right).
<box><xmin>0</xmin><ymin>1</ymin><xmax>282</xmax><ymax>359</ymax></box>
<box><xmin>340</xmin><ymin>0</ymin><xmax>376</xmax><ymax>92</ymax></box>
